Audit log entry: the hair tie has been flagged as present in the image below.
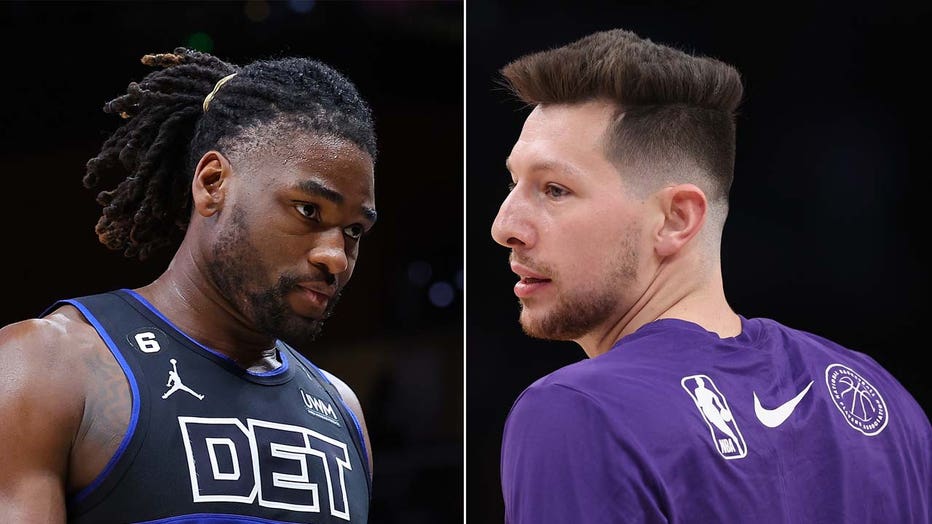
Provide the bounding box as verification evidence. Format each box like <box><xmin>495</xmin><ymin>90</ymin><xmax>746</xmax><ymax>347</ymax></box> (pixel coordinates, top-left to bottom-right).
<box><xmin>203</xmin><ymin>73</ymin><xmax>237</xmax><ymax>112</ymax></box>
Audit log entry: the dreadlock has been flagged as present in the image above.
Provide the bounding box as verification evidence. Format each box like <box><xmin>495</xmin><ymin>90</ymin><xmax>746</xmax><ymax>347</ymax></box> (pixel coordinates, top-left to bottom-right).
<box><xmin>84</xmin><ymin>47</ymin><xmax>377</xmax><ymax>261</ymax></box>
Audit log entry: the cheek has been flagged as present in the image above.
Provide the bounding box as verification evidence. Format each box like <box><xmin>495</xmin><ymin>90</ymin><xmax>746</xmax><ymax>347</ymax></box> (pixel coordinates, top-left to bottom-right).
<box><xmin>554</xmin><ymin>218</ymin><xmax>618</xmax><ymax>260</ymax></box>
<box><xmin>553</xmin><ymin>215</ymin><xmax>643</xmax><ymax>270</ymax></box>
<box><xmin>253</xmin><ymin>231</ymin><xmax>290</xmax><ymax>255</ymax></box>
<box><xmin>243</xmin><ymin>234</ymin><xmax>306</xmax><ymax>276</ymax></box>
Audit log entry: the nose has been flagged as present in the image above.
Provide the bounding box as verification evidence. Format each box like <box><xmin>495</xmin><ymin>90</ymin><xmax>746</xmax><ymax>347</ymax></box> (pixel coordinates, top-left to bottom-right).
<box><xmin>491</xmin><ymin>188</ymin><xmax>535</xmax><ymax>249</ymax></box>
<box><xmin>307</xmin><ymin>227</ymin><xmax>349</xmax><ymax>276</ymax></box>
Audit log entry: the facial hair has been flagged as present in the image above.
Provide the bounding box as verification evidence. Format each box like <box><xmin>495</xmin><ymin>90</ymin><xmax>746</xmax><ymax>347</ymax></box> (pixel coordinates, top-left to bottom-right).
<box><xmin>516</xmin><ymin>229</ymin><xmax>639</xmax><ymax>341</ymax></box>
<box><xmin>206</xmin><ymin>208</ymin><xmax>342</xmax><ymax>349</ymax></box>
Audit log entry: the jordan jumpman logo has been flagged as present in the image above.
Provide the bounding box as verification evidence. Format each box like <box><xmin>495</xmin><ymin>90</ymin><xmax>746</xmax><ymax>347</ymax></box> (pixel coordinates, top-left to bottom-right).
<box><xmin>162</xmin><ymin>358</ymin><xmax>205</xmax><ymax>400</ymax></box>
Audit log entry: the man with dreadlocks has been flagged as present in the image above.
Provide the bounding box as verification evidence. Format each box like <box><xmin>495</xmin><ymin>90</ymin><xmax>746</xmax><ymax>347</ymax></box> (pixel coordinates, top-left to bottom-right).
<box><xmin>0</xmin><ymin>47</ymin><xmax>377</xmax><ymax>523</ymax></box>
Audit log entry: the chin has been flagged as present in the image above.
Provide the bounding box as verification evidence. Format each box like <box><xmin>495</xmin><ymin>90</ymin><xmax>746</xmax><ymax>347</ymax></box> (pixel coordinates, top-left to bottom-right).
<box><xmin>274</xmin><ymin>327</ymin><xmax>322</xmax><ymax>350</ymax></box>
<box><xmin>518</xmin><ymin>304</ymin><xmax>594</xmax><ymax>342</ymax></box>
<box><xmin>518</xmin><ymin>309</ymin><xmax>555</xmax><ymax>340</ymax></box>
<box><xmin>255</xmin><ymin>309</ymin><xmax>325</xmax><ymax>349</ymax></box>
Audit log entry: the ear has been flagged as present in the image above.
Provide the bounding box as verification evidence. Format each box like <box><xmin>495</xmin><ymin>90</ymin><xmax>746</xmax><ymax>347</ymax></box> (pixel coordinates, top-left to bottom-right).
<box><xmin>654</xmin><ymin>184</ymin><xmax>707</xmax><ymax>257</ymax></box>
<box><xmin>191</xmin><ymin>151</ymin><xmax>232</xmax><ymax>217</ymax></box>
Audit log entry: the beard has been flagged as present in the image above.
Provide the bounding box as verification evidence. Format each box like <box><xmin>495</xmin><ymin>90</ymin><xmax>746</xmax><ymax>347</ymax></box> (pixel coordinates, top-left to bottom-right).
<box><xmin>516</xmin><ymin>233</ymin><xmax>638</xmax><ymax>341</ymax></box>
<box><xmin>206</xmin><ymin>208</ymin><xmax>342</xmax><ymax>349</ymax></box>
<box><xmin>519</xmin><ymin>285</ymin><xmax>618</xmax><ymax>341</ymax></box>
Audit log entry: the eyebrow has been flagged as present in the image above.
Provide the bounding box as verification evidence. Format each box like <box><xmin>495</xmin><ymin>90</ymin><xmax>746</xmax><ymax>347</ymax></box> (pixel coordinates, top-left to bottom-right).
<box><xmin>295</xmin><ymin>179</ymin><xmax>378</xmax><ymax>224</ymax></box>
<box><xmin>504</xmin><ymin>156</ymin><xmax>583</xmax><ymax>178</ymax></box>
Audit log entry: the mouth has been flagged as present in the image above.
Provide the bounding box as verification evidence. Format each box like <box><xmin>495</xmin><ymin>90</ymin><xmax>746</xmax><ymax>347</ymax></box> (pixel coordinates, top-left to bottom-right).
<box><xmin>510</xmin><ymin>263</ymin><xmax>552</xmax><ymax>298</ymax></box>
<box><xmin>291</xmin><ymin>283</ymin><xmax>334</xmax><ymax>316</ymax></box>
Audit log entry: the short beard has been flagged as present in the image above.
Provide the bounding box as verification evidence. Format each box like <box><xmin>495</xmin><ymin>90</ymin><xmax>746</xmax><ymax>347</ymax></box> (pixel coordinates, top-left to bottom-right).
<box><xmin>519</xmin><ymin>289</ymin><xmax>617</xmax><ymax>341</ymax></box>
<box><xmin>247</xmin><ymin>275</ymin><xmax>343</xmax><ymax>349</ymax></box>
<box><xmin>206</xmin><ymin>208</ymin><xmax>341</xmax><ymax>349</ymax></box>
<box><xmin>516</xmin><ymin>233</ymin><xmax>639</xmax><ymax>341</ymax></box>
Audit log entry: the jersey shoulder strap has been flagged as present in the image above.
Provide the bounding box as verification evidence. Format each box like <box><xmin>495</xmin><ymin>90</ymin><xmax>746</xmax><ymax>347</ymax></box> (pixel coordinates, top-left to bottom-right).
<box><xmin>286</xmin><ymin>344</ymin><xmax>372</xmax><ymax>497</ymax></box>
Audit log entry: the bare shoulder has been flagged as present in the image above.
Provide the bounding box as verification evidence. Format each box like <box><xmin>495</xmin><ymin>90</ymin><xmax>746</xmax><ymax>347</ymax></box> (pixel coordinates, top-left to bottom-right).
<box><xmin>320</xmin><ymin>369</ymin><xmax>364</xmax><ymax>413</ymax></box>
<box><xmin>0</xmin><ymin>305</ymin><xmax>100</xmax><ymax>388</ymax></box>
<box><xmin>0</xmin><ymin>305</ymin><xmax>104</xmax><ymax>429</ymax></box>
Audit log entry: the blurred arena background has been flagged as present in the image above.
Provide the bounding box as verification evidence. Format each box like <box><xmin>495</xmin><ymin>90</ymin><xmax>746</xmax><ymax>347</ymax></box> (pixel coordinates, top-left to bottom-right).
<box><xmin>468</xmin><ymin>1</ymin><xmax>931</xmax><ymax>521</ymax></box>
<box><xmin>0</xmin><ymin>2</ymin><xmax>462</xmax><ymax>523</ymax></box>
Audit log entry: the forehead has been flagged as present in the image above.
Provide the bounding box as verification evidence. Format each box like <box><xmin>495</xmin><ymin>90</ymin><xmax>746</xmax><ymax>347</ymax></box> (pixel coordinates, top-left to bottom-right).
<box><xmin>506</xmin><ymin>101</ymin><xmax>616</xmax><ymax>181</ymax></box>
<box><xmin>508</xmin><ymin>101</ymin><xmax>616</xmax><ymax>170</ymax></box>
<box><xmin>240</xmin><ymin>132</ymin><xmax>375</xmax><ymax>197</ymax></box>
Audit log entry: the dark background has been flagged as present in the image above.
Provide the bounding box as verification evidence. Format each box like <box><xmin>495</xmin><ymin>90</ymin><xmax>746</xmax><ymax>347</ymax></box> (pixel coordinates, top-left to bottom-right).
<box><xmin>467</xmin><ymin>2</ymin><xmax>931</xmax><ymax>522</ymax></box>
<box><xmin>0</xmin><ymin>1</ymin><xmax>462</xmax><ymax>523</ymax></box>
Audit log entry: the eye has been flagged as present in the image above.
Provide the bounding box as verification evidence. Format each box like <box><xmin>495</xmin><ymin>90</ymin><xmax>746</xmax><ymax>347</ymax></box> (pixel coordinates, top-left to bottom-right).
<box><xmin>343</xmin><ymin>224</ymin><xmax>365</xmax><ymax>240</ymax></box>
<box><xmin>544</xmin><ymin>183</ymin><xmax>569</xmax><ymax>198</ymax></box>
<box><xmin>295</xmin><ymin>203</ymin><xmax>320</xmax><ymax>220</ymax></box>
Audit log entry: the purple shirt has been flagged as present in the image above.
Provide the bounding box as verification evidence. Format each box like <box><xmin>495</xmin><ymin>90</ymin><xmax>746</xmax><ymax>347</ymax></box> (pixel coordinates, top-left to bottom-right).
<box><xmin>501</xmin><ymin>317</ymin><xmax>932</xmax><ymax>523</ymax></box>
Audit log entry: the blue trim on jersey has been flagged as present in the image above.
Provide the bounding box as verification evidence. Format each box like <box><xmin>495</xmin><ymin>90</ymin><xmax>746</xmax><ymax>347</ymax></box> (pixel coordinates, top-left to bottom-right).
<box><xmin>121</xmin><ymin>289</ymin><xmax>290</xmax><ymax>377</ymax></box>
<box><xmin>61</xmin><ymin>299</ymin><xmax>141</xmax><ymax>506</ymax></box>
<box><xmin>137</xmin><ymin>514</ymin><xmax>308</xmax><ymax>524</ymax></box>
<box><xmin>292</xmin><ymin>351</ymin><xmax>369</xmax><ymax>470</ymax></box>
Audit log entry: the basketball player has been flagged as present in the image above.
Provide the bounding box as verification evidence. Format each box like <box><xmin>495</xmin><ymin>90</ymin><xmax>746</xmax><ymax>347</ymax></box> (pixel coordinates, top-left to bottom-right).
<box><xmin>0</xmin><ymin>48</ymin><xmax>375</xmax><ymax>522</ymax></box>
<box><xmin>492</xmin><ymin>29</ymin><xmax>932</xmax><ymax>522</ymax></box>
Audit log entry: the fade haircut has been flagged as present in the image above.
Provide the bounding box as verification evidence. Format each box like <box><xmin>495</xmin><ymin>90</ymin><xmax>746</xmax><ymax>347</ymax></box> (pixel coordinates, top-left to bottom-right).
<box><xmin>84</xmin><ymin>47</ymin><xmax>377</xmax><ymax>261</ymax></box>
<box><xmin>500</xmin><ymin>29</ymin><xmax>743</xmax><ymax>206</ymax></box>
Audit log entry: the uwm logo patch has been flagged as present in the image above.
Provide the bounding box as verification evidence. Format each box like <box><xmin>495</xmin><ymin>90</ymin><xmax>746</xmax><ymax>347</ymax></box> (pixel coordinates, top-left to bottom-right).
<box><xmin>178</xmin><ymin>416</ymin><xmax>354</xmax><ymax>520</ymax></box>
<box><xmin>301</xmin><ymin>388</ymin><xmax>341</xmax><ymax>427</ymax></box>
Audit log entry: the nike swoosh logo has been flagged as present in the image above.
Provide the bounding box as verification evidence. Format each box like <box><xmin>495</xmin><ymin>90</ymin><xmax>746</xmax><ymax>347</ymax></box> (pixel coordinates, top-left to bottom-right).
<box><xmin>753</xmin><ymin>381</ymin><xmax>814</xmax><ymax>428</ymax></box>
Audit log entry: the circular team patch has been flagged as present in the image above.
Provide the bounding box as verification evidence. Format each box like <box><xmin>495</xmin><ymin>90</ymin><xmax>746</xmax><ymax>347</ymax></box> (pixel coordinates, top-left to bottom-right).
<box><xmin>126</xmin><ymin>327</ymin><xmax>169</xmax><ymax>354</ymax></box>
<box><xmin>825</xmin><ymin>363</ymin><xmax>888</xmax><ymax>436</ymax></box>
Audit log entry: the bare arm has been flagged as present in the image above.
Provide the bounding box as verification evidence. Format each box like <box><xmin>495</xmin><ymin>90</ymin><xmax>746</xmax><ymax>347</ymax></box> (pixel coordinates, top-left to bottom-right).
<box><xmin>321</xmin><ymin>370</ymin><xmax>374</xmax><ymax>479</ymax></box>
<box><xmin>0</xmin><ymin>305</ymin><xmax>130</xmax><ymax>523</ymax></box>
<box><xmin>0</xmin><ymin>319</ymin><xmax>84</xmax><ymax>523</ymax></box>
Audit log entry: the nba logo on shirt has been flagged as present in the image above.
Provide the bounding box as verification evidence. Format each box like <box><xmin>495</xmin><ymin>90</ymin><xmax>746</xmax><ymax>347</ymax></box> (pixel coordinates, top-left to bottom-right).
<box><xmin>681</xmin><ymin>374</ymin><xmax>747</xmax><ymax>459</ymax></box>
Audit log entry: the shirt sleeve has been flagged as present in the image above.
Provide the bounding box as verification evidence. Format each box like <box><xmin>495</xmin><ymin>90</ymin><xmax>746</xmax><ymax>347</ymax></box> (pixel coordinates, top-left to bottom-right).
<box><xmin>500</xmin><ymin>382</ymin><xmax>669</xmax><ymax>524</ymax></box>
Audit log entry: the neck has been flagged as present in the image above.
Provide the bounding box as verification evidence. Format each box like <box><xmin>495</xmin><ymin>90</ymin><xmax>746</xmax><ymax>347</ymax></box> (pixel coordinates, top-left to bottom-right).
<box><xmin>134</xmin><ymin>240</ymin><xmax>281</xmax><ymax>372</ymax></box>
<box><xmin>575</xmin><ymin>256</ymin><xmax>740</xmax><ymax>358</ymax></box>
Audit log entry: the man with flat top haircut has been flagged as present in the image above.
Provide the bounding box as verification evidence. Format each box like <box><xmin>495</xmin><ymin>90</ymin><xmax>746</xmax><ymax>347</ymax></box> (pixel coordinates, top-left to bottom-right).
<box><xmin>0</xmin><ymin>47</ymin><xmax>376</xmax><ymax>523</ymax></box>
<box><xmin>492</xmin><ymin>28</ymin><xmax>931</xmax><ymax>523</ymax></box>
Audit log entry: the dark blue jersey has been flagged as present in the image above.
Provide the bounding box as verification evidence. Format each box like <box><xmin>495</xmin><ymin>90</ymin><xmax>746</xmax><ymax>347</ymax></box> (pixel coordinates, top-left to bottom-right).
<box><xmin>44</xmin><ymin>289</ymin><xmax>371</xmax><ymax>524</ymax></box>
